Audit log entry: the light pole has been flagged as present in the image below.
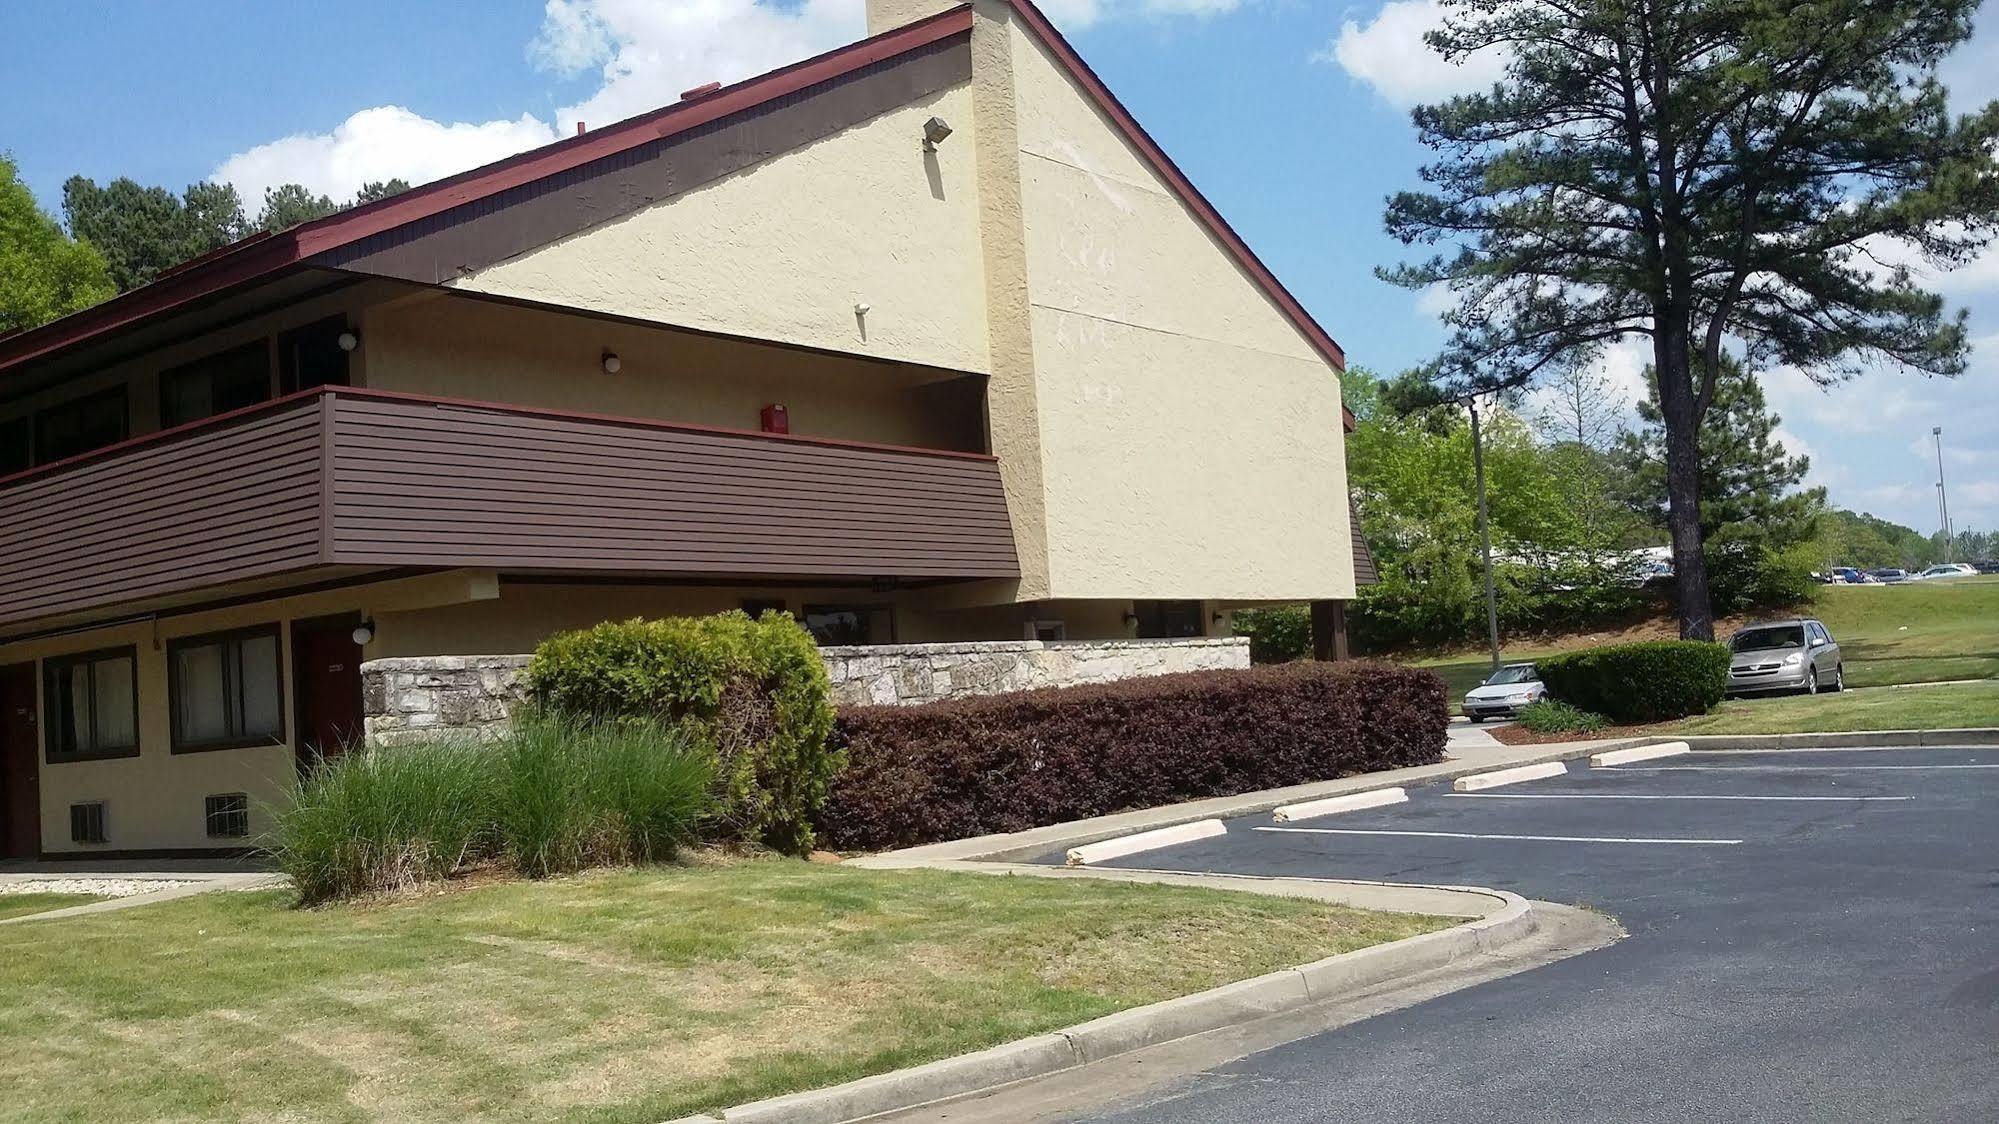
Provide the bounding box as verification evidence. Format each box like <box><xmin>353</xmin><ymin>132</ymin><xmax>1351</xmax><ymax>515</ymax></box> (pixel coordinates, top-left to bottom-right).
<box><xmin>1934</xmin><ymin>426</ymin><xmax>1953</xmax><ymax>563</ymax></box>
<box><xmin>1469</xmin><ymin>396</ymin><xmax>1502</xmax><ymax>677</ymax></box>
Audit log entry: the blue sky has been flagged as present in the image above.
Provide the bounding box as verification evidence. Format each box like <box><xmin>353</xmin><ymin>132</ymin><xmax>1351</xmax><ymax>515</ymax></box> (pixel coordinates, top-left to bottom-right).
<box><xmin>4</xmin><ymin>0</ymin><xmax>1994</xmax><ymax>538</ymax></box>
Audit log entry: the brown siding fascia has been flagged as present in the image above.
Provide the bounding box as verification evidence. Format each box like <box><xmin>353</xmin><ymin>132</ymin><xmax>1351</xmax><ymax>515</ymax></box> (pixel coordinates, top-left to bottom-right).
<box><xmin>325</xmin><ymin>393</ymin><xmax>1019</xmax><ymax>581</ymax></box>
<box><xmin>322</xmin><ymin>39</ymin><xmax>973</xmax><ymax>283</ymax></box>
<box><xmin>317</xmin><ymin>393</ymin><xmax>337</xmax><ymax>561</ymax></box>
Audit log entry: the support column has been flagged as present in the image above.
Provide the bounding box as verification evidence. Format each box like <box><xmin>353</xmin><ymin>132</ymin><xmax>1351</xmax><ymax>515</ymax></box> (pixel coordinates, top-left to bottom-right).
<box><xmin>1310</xmin><ymin>600</ymin><xmax>1349</xmax><ymax>661</ymax></box>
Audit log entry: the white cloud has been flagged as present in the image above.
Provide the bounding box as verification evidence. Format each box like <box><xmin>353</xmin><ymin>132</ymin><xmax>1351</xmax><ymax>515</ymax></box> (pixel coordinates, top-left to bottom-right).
<box><xmin>1318</xmin><ymin>0</ymin><xmax>1508</xmax><ymax>108</ymax></box>
<box><xmin>210</xmin><ymin>0</ymin><xmax>1249</xmax><ymax>208</ymax></box>
<box><xmin>214</xmin><ymin>108</ymin><xmax>560</xmax><ymax>214</ymax></box>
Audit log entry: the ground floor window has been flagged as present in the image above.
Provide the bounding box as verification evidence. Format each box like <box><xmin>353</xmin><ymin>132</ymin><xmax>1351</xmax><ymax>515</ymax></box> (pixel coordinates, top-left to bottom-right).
<box><xmin>804</xmin><ymin>604</ymin><xmax>896</xmax><ymax>646</ymax></box>
<box><xmin>168</xmin><ymin>626</ymin><xmax>284</xmax><ymax>752</ymax></box>
<box><xmin>43</xmin><ymin>648</ymin><xmax>139</xmax><ymax>762</ymax></box>
<box><xmin>1133</xmin><ymin>600</ymin><xmax>1204</xmax><ymax>639</ymax></box>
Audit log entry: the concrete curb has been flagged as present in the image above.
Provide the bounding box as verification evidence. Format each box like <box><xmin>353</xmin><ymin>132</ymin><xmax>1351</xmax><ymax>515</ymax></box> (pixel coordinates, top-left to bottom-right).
<box><xmin>1453</xmin><ymin>761</ymin><xmax>1567</xmax><ymax>792</ymax></box>
<box><xmin>1066</xmin><ymin>819</ymin><xmax>1224</xmax><ymax>866</ymax></box>
<box><xmin>669</xmin><ymin>873</ymin><xmax>1536</xmax><ymax>1124</ymax></box>
<box><xmin>1273</xmin><ymin>787</ymin><xmax>1407</xmax><ymax>822</ymax></box>
<box><xmin>1591</xmin><ymin>741</ymin><xmax>1691</xmax><ymax>767</ymax></box>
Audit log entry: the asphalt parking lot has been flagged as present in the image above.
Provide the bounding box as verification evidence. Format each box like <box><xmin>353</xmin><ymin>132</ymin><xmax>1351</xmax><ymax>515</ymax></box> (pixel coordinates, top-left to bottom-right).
<box><xmin>1071</xmin><ymin>747</ymin><xmax>1999</xmax><ymax>1123</ymax></box>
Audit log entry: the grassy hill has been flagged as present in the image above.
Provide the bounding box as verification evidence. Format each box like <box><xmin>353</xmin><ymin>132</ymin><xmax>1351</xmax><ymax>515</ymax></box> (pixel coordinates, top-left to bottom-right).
<box><xmin>1413</xmin><ymin>576</ymin><xmax>1999</xmax><ymax>710</ymax></box>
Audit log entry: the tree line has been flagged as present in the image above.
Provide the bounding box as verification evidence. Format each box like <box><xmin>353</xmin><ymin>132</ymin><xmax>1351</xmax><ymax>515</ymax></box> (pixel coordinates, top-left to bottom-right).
<box><xmin>1</xmin><ymin>155</ymin><xmax>407</xmax><ymax>333</ymax></box>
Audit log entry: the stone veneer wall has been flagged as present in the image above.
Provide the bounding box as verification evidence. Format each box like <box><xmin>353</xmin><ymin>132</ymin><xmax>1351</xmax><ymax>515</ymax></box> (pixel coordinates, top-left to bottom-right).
<box><xmin>361</xmin><ymin>638</ymin><xmax>1249</xmax><ymax>743</ymax></box>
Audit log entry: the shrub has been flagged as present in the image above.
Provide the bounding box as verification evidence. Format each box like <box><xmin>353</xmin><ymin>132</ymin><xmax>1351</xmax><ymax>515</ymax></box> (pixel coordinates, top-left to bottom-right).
<box><xmin>524</xmin><ymin>611</ymin><xmax>839</xmax><ymax>855</ymax></box>
<box><xmin>495</xmin><ymin>716</ymin><xmax>713</xmax><ymax>879</ymax></box>
<box><xmin>1231</xmin><ymin>605</ymin><xmax>1314</xmax><ymax>663</ymax></box>
<box><xmin>1535</xmin><ymin>640</ymin><xmax>1729</xmax><ymax>724</ymax></box>
<box><xmin>269</xmin><ymin>739</ymin><xmax>495</xmax><ymax>905</ymax></box>
<box><xmin>817</xmin><ymin>662</ymin><xmax>1447</xmax><ymax>852</ymax></box>
<box><xmin>1515</xmin><ymin>700</ymin><xmax>1609</xmax><ymax>735</ymax></box>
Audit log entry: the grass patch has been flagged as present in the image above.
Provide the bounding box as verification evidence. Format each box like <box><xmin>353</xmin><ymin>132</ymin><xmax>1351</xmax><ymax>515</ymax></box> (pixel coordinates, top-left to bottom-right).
<box><xmin>0</xmin><ymin>860</ymin><xmax>1447</xmax><ymax>1123</ymax></box>
<box><xmin>0</xmin><ymin>893</ymin><xmax>103</xmax><ymax>921</ymax></box>
<box><xmin>1655</xmin><ymin>680</ymin><xmax>1999</xmax><ymax>736</ymax></box>
<box><xmin>1515</xmin><ymin>700</ymin><xmax>1608</xmax><ymax>735</ymax></box>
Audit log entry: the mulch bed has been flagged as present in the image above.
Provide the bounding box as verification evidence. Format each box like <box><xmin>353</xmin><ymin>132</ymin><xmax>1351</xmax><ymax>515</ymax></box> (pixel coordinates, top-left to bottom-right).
<box><xmin>1487</xmin><ymin>722</ymin><xmax>1652</xmax><ymax>745</ymax></box>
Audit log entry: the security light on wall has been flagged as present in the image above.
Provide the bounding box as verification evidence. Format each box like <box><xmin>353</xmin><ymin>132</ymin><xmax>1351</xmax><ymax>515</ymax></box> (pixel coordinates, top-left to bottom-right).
<box><xmin>601</xmin><ymin>350</ymin><xmax>623</xmax><ymax>374</ymax></box>
<box><xmin>922</xmin><ymin>116</ymin><xmax>953</xmax><ymax>151</ymax></box>
<box><xmin>336</xmin><ymin>330</ymin><xmax>360</xmax><ymax>352</ymax></box>
<box><xmin>351</xmin><ymin>620</ymin><xmax>376</xmax><ymax>647</ymax></box>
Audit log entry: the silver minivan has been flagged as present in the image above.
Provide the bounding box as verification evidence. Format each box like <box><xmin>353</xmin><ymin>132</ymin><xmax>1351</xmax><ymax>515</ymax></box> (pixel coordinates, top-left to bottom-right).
<box><xmin>1727</xmin><ymin>619</ymin><xmax>1844</xmax><ymax>696</ymax></box>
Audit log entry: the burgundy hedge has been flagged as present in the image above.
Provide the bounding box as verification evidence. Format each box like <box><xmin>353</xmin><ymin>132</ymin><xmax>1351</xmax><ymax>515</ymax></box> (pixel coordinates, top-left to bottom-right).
<box><xmin>816</xmin><ymin>661</ymin><xmax>1448</xmax><ymax>852</ymax></box>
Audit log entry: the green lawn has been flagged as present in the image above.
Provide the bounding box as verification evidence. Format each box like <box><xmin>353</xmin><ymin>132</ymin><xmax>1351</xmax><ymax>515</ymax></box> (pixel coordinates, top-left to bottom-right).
<box><xmin>0</xmin><ymin>861</ymin><xmax>1445</xmax><ymax>1123</ymax></box>
<box><xmin>0</xmin><ymin>894</ymin><xmax>102</xmax><ymax>922</ymax></box>
<box><xmin>1409</xmin><ymin>577</ymin><xmax>1999</xmax><ymax>712</ymax></box>
<box><xmin>1657</xmin><ymin>679</ymin><xmax>1999</xmax><ymax>736</ymax></box>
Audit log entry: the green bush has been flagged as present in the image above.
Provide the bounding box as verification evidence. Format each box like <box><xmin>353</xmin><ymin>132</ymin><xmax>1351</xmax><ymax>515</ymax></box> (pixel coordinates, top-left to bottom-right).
<box><xmin>524</xmin><ymin>611</ymin><xmax>839</xmax><ymax>855</ymax></box>
<box><xmin>496</xmin><ymin>717</ymin><xmax>713</xmax><ymax>879</ymax></box>
<box><xmin>1515</xmin><ymin>700</ymin><xmax>1609</xmax><ymax>735</ymax></box>
<box><xmin>1231</xmin><ymin>606</ymin><xmax>1314</xmax><ymax>663</ymax></box>
<box><xmin>1536</xmin><ymin>640</ymin><xmax>1730</xmax><ymax>724</ymax></box>
<box><xmin>269</xmin><ymin>739</ymin><xmax>494</xmax><ymax>905</ymax></box>
<box><xmin>269</xmin><ymin>719</ymin><xmax>713</xmax><ymax>903</ymax></box>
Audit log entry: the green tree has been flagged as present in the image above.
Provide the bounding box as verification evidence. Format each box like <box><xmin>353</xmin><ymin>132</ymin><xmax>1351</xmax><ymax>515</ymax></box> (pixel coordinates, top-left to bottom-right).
<box><xmin>1</xmin><ymin>156</ymin><xmax>114</xmax><ymax>334</ymax></box>
<box><xmin>1533</xmin><ymin>356</ymin><xmax>1647</xmax><ymax>583</ymax></box>
<box><xmin>62</xmin><ymin>176</ymin><xmax>246</xmax><ymax>291</ymax></box>
<box><xmin>1622</xmin><ymin>355</ymin><xmax>1825</xmax><ymax>610</ymax></box>
<box><xmin>351</xmin><ymin>178</ymin><xmax>412</xmax><ymax>206</ymax></box>
<box><xmin>256</xmin><ymin>184</ymin><xmax>339</xmax><ymax>232</ymax></box>
<box><xmin>1382</xmin><ymin>0</ymin><xmax>1999</xmax><ymax>640</ymax></box>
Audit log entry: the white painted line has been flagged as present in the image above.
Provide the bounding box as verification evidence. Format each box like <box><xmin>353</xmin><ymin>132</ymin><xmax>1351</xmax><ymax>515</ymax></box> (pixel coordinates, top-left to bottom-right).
<box><xmin>1452</xmin><ymin>760</ymin><xmax>1568</xmax><ymax>792</ymax></box>
<box><xmin>1256</xmin><ymin>827</ymin><xmax>1742</xmax><ymax>845</ymax></box>
<box><xmin>1615</xmin><ymin>760</ymin><xmax>1991</xmax><ymax>768</ymax></box>
<box><xmin>1448</xmin><ymin>793</ymin><xmax>1912</xmax><ymax>802</ymax></box>
<box><xmin>1591</xmin><ymin>741</ymin><xmax>1690</xmax><ymax>767</ymax></box>
<box><xmin>1066</xmin><ymin>819</ymin><xmax>1226</xmax><ymax>867</ymax></box>
<box><xmin>1273</xmin><ymin>788</ymin><xmax>1408</xmax><ymax>823</ymax></box>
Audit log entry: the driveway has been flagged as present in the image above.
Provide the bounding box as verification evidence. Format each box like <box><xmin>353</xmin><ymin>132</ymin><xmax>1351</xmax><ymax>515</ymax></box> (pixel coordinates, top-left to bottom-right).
<box><xmin>1018</xmin><ymin>747</ymin><xmax>1999</xmax><ymax>1122</ymax></box>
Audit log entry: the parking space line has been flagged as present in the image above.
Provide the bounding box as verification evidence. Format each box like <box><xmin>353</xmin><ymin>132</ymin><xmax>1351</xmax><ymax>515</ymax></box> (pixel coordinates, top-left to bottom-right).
<box><xmin>1446</xmin><ymin>793</ymin><xmax>1912</xmax><ymax>802</ymax></box>
<box><xmin>1255</xmin><ymin>827</ymin><xmax>1742</xmax><ymax>845</ymax></box>
<box><xmin>1605</xmin><ymin>764</ymin><xmax>1998</xmax><ymax>772</ymax></box>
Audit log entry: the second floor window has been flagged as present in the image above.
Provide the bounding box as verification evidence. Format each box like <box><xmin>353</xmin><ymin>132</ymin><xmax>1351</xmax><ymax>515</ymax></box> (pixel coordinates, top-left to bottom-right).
<box><xmin>161</xmin><ymin>341</ymin><xmax>272</xmax><ymax>429</ymax></box>
<box><xmin>0</xmin><ymin>416</ymin><xmax>27</xmax><ymax>476</ymax></box>
<box><xmin>34</xmin><ymin>386</ymin><xmax>128</xmax><ymax>465</ymax></box>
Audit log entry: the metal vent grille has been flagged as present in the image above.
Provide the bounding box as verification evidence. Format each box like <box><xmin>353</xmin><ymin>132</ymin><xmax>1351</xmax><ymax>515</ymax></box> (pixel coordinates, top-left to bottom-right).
<box><xmin>205</xmin><ymin>793</ymin><xmax>250</xmax><ymax>839</ymax></box>
<box><xmin>69</xmin><ymin>802</ymin><xmax>107</xmax><ymax>845</ymax></box>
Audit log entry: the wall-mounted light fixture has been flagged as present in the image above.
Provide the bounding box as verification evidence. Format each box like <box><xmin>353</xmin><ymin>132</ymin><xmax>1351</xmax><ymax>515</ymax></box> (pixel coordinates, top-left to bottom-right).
<box><xmin>601</xmin><ymin>350</ymin><xmax>623</xmax><ymax>374</ymax></box>
<box><xmin>351</xmin><ymin>620</ymin><xmax>376</xmax><ymax>647</ymax></box>
<box><xmin>336</xmin><ymin>330</ymin><xmax>360</xmax><ymax>352</ymax></box>
<box><xmin>922</xmin><ymin>116</ymin><xmax>953</xmax><ymax>152</ymax></box>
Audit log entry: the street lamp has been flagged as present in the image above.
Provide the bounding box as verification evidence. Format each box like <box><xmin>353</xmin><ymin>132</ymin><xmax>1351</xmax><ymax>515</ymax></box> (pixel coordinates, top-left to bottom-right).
<box><xmin>1469</xmin><ymin>396</ymin><xmax>1502</xmax><ymax>677</ymax></box>
<box><xmin>1934</xmin><ymin>426</ymin><xmax>1953</xmax><ymax>563</ymax></box>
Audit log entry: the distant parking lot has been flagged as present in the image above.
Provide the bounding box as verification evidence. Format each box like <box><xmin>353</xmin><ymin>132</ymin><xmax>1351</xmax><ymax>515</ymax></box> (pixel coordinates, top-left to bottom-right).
<box><xmin>1076</xmin><ymin>747</ymin><xmax>1999</xmax><ymax>1123</ymax></box>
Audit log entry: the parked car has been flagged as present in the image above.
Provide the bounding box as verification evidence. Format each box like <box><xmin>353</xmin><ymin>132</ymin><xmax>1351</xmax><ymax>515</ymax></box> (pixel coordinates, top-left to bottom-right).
<box><xmin>1463</xmin><ymin>663</ymin><xmax>1546</xmax><ymax>723</ymax></box>
<box><xmin>1829</xmin><ymin>567</ymin><xmax>1874</xmax><ymax>584</ymax></box>
<box><xmin>1868</xmin><ymin>568</ymin><xmax>1910</xmax><ymax>584</ymax></box>
<box><xmin>1975</xmin><ymin>560</ymin><xmax>1999</xmax><ymax>575</ymax></box>
<box><xmin>1727</xmin><ymin>619</ymin><xmax>1844</xmax><ymax>696</ymax></box>
<box><xmin>1913</xmin><ymin>563</ymin><xmax>1978</xmax><ymax>580</ymax></box>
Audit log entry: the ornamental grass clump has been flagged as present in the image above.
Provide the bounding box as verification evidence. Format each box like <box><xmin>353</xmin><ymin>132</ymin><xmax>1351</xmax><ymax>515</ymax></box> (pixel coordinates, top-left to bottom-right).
<box><xmin>496</xmin><ymin>716</ymin><xmax>713</xmax><ymax>879</ymax></box>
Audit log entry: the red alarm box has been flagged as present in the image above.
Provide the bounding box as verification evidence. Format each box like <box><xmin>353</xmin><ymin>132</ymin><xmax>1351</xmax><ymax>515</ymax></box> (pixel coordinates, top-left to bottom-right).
<box><xmin>760</xmin><ymin>403</ymin><xmax>789</xmax><ymax>434</ymax></box>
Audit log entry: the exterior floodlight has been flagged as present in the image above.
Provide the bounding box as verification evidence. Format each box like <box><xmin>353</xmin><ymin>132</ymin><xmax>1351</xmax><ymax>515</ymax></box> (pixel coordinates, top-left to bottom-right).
<box><xmin>923</xmin><ymin>116</ymin><xmax>953</xmax><ymax>151</ymax></box>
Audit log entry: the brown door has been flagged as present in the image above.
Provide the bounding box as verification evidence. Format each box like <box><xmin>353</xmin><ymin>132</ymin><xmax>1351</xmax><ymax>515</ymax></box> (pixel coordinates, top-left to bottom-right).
<box><xmin>0</xmin><ymin>663</ymin><xmax>41</xmax><ymax>859</ymax></box>
<box><xmin>291</xmin><ymin>615</ymin><xmax>364</xmax><ymax>771</ymax></box>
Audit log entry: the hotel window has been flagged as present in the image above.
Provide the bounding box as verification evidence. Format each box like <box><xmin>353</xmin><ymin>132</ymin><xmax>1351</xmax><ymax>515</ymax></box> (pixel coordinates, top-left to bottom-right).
<box><xmin>160</xmin><ymin>340</ymin><xmax>272</xmax><ymax>429</ymax></box>
<box><xmin>168</xmin><ymin>626</ymin><xmax>284</xmax><ymax>753</ymax></box>
<box><xmin>43</xmin><ymin>648</ymin><xmax>140</xmax><ymax>763</ymax></box>
<box><xmin>277</xmin><ymin>317</ymin><xmax>352</xmax><ymax>395</ymax></box>
<box><xmin>0</xmin><ymin>416</ymin><xmax>28</xmax><ymax>475</ymax></box>
<box><xmin>33</xmin><ymin>385</ymin><xmax>128</xmax><ymax>464</ymax></box>
<box><xmin>804</xmin><ymin>605</ymin><xmax>896</xmax><ymax>646</ymax></box>
<box><xmin>1133</xmin><ymin>600</ymin><xmax>1204</xmax><ymax>639</ymax></box>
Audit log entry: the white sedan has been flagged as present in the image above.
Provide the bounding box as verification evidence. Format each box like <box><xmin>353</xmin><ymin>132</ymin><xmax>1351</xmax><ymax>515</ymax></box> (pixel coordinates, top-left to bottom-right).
<box><xmin>1463</xmin><ymin>663</ymin><xmax>1547</xmax><ymax>723</ymax></box>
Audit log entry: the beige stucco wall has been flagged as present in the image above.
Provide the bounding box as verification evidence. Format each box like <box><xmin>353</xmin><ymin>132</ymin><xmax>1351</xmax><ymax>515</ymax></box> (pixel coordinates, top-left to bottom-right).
<box><xmin>1003</xmin><ymin>18</ymin><xmax>1355</xmax><ymax>602</ymax></box>
<box><xmin>360</xmin><ymin>294</ymin><xmax>986</xmax><ymax>451</ymax></box>
<box><xmin>445</xmin><ymin>83</ymin><xmax>992</xmax><ymax>377</ymax></box>
<box><xmin>369</xmin><ymin>582</ymin><xmax>1170</xmax><ymax>659</ymax></box>
<box><xmin>0</xmin><ymin>571</ymin><xmax>493</xmax><ymax>853</ymax></box>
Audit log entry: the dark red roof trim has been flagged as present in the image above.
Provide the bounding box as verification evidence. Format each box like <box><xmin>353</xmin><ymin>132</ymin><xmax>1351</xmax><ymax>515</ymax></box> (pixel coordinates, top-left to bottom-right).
<box><xmin>0</xmin><ymin>5</ymin><xmax>975</xmax><ymax>377</ymax></box>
